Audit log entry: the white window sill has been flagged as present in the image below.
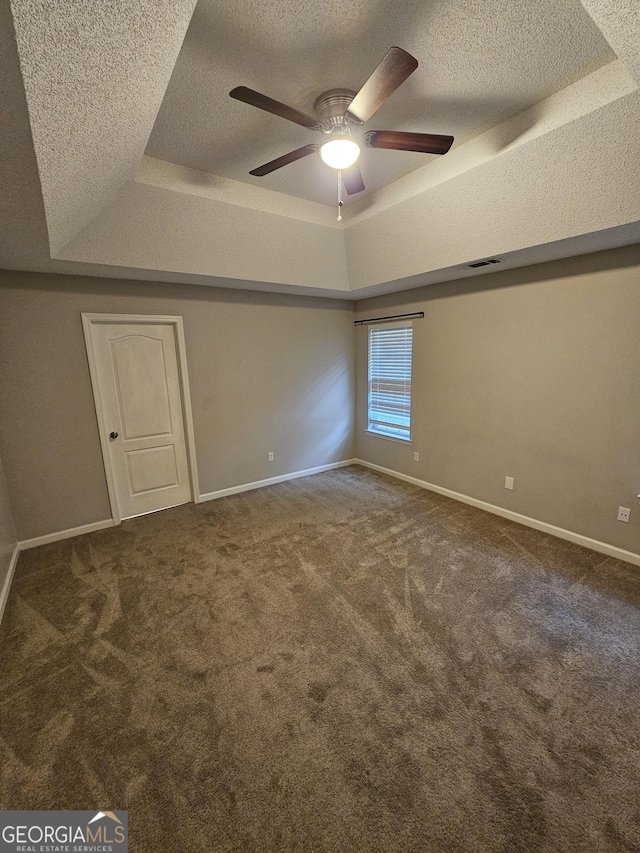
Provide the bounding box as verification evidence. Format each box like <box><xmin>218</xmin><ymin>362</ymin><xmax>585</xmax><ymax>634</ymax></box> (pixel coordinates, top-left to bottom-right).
<box><xmin>364</xmin><ymin>430</ymin><xmax>412</xmax><ymax>445</ymax></box>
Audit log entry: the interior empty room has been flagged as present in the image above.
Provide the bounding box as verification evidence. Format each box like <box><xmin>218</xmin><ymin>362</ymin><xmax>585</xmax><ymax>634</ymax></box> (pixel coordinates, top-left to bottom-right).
<box><xmin>1</xmin><ymin>1</ymin><xmax>639</xmax><ymax>851</ymax></box>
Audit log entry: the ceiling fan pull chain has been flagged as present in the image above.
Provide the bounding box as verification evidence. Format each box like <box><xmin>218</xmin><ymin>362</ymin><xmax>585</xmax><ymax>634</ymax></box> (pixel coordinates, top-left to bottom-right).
<box><xmin>337</xmin><ymin>170</ymin><xmax>343</xmax><ymax>221</ymax></box>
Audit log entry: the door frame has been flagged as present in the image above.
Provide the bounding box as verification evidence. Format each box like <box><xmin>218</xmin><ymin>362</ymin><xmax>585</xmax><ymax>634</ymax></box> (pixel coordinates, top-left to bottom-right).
<box><xmin>82</xmin><ymin>313</ymin><xmax>200</xmax><ymax>525</ymax></box>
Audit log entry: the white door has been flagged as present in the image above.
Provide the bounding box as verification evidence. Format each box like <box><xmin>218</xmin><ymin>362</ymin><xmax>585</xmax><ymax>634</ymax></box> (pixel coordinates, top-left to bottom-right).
<box><xmin>84</xmin><ymin>317</ymin><xmax>194</xmax><ymax>521</ymax></box>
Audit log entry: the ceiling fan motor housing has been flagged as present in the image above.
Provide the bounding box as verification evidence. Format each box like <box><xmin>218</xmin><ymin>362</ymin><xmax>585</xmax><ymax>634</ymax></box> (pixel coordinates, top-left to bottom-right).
<box><xmin>314</xmin><ymin>88</ymin><xmax>358</xmax><ymax>130</ymax></box>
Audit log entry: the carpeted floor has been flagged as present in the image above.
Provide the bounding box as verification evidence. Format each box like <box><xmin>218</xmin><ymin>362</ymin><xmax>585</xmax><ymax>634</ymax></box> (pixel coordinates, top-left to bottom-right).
<box><xmin>1</xmin><ymin>465</ymin><xmax>639</xmax><ymax>852</ymax></box>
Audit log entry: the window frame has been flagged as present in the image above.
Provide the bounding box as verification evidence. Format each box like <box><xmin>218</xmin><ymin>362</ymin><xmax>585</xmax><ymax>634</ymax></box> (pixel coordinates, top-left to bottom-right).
<box><xmin>366</xmin><ymin>320</ymin><xmax>413</xmax><ymax>443</ymax></box>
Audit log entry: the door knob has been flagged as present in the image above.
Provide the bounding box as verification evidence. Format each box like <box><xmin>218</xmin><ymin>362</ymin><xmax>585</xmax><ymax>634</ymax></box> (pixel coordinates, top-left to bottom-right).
<box><xmin>109</xmin><ymin>431</ymin><xmax>119</xmax><ymax>440</ymax></box>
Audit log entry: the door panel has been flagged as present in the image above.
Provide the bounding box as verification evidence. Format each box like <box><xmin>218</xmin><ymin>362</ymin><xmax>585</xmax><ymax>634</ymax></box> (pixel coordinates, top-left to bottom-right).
<box><xmin>90</xmin><ymin>321</ymin><xmax>192</xmax><ymax>519</ymax></box>
<box><xmin>126</xmin><ymin>445</ymin><xmax>179</xmax><ymax>494</ymax></box>
<box><xmin>111</xmin><ymin>336</ymin><xmax>173</xmax><ymax>439</ymax></box>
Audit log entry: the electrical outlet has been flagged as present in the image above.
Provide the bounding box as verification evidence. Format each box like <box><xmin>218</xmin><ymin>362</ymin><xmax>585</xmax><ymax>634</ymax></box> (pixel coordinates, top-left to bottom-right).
<box><xmin>617</xmin><ymin>506</ymin><xmax>630</xmax><ymax>523</ymax></box>
<box><xmin>268</xmin><ymin>452</ymin><xmax>274</xmax><ymax>462</ymax></box>
<box><xmin>413</xmin><ymin>452</ymin><xmax>420</xmax><ymax>462</ymax></box>
<box><xmin>505</xmin><ymin>476</ymin><xmax>514</xmax><ymax>490</ymax></box>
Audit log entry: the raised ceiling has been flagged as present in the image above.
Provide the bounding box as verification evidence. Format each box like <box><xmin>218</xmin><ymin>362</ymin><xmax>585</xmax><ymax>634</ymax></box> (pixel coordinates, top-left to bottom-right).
<box><xmin>145</xmin><ymin>0</ymin><xmax>613</xmax><ymax>207</ymax></box>
<box><xmin>1</xmin><ymin>0</ymin><xmax>639</xmax><ymax>299</ymax></box>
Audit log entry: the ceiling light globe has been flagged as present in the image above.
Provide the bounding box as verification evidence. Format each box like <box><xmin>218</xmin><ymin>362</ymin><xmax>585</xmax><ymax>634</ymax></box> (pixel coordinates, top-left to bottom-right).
<box><xmin>319</xmin><ymin>138</ymin><xmax>360</xmax><ymax>170</ymax></box>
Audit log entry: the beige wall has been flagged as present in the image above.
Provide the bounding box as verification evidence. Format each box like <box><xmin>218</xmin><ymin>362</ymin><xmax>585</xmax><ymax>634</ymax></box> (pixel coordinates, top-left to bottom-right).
<box><xmin>1</xmin><ymin>246</ymin><xmax>638</xmax><ymax>555</ymax></box>
<box><xmin>0</xmin><ymin>454</ymin><xmax>17</xmax><ymax>594</ymax></box>
<box><xmin>0</xmin><ymin>271</ymin><xmax>355</xmax><ymax>540</ymax></box>
<box><xmin>355</xmin><ymin>246</ymin><xmax>640</xmax><ymax>554</ymax></box>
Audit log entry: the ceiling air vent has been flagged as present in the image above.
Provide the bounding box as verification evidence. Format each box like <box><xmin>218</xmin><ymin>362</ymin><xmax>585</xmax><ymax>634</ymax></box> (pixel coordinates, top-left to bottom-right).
<box><xmin>467</xmin><ymin>258</ymin><xmax>502</xmax><ymax>269</ymax></box>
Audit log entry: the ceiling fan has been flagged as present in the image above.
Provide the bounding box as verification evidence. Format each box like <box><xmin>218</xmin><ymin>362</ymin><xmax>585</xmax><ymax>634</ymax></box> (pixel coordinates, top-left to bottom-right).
<box><xmin>229</xmin><ymin>47</ymin><xmax>454</xmax><ymax>201</ymax></box>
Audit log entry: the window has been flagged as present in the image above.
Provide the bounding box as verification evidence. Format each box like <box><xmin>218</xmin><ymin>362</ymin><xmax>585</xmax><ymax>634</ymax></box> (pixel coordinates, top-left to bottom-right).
<box><xmin>367</xmin><ymin>322</ymin><xmax>413</xmax><ymax>441</ymax></box>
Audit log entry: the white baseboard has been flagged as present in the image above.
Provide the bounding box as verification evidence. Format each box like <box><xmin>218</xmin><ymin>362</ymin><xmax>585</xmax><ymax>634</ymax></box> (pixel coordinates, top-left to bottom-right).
<box><xmin>0</xmin><ymin>543</ymin><xmax>21</xmax><ymax>629</ymax></box>
<box><xmin>14</xmin><ymin>462</ymin><xmax>358</xmax><ymax>548</ymax></box>
<box><xmin>199</xmin><ymin>459</ymin><xmax>358</xmax><ymax>503</ymax></box>
<box><xmin>355</xmin><ymin>459</ymin><xmax>640</xmax><ymax>568</ymax></box>
<box><xmin>18</xmin><ymin>518</ymin><xmax>115</xmax><ymax>551</ymax></box>
<box><xmin>3</xmin><ymin>458</ymin><xmax>635</xmax><ymax>630</ymax></box>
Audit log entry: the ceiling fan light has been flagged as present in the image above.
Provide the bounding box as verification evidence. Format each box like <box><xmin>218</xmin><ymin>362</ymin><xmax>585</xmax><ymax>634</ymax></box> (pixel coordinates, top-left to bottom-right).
<box><xmin>319</xmin><ymin>137</ymin><xmax>360</xmax><ymax>170</ymax></box>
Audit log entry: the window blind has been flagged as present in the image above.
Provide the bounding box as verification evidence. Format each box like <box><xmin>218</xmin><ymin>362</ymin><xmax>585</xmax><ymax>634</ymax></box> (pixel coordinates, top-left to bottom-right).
<box><xmin>367</xmin><ymin>323</ymin><xmax>413</xmax><ymax>441</ymax></box>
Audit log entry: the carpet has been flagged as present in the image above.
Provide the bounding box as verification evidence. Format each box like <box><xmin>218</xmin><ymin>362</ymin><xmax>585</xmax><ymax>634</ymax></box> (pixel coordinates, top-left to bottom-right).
<box><xmin>1</xmin><ymin>466</ymin><xmax>639</xmax><ymax>851</ymax></box>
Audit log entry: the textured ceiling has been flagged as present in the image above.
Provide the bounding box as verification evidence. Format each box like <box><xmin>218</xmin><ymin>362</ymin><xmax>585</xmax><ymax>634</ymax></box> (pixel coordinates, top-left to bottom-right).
<box><xmin>146</xmin><ymin>0</ymin><xmax>614</xmax><ymax>208</ymax></box>
<box><xmin>1</xmin><ymin>0</ymin><xmax>639</xmax><ymax>299</ymax></box>
<box><xmin>10</xmin><ymin>0</ymin><xmax>198</xmax><ymax>254</ymax></box>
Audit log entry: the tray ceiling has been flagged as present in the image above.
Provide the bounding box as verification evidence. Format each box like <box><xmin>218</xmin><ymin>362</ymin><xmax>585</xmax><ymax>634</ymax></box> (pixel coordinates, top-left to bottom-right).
<box><xmin>1</xmin><ymin>0</ymin><xmax>639</xmax><ymax>298</ymax></box>
<box><xmin>146</xmin><ymin>0</ymin><xmax>613</xmax><ymax>207</ymax></box>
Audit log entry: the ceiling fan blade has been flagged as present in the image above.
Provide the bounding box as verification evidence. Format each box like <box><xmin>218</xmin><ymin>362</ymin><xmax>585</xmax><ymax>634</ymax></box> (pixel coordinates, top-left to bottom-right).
<box><xmin>249</xmin><ymin>144</ymin><xmax>318</xmax><ymax>177</ymax></box>
<box><xmin>345</xmin><ymin>47</ymin><xmax>418</xmax><ymax>124</ymax></box>
<box><xmin>363</xmin><ymin>130</ymin><xmax>454</xmax><ymax>155</ymax></box>
<box><xmin>230</xmin><ymin>86</ymin><xmax>323</xmax><ymax>131</ymax></box>
<box><xmin>342</xmin><ymin>164</ymin><xmax>365</xmax><ymax>195</ymax></box>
